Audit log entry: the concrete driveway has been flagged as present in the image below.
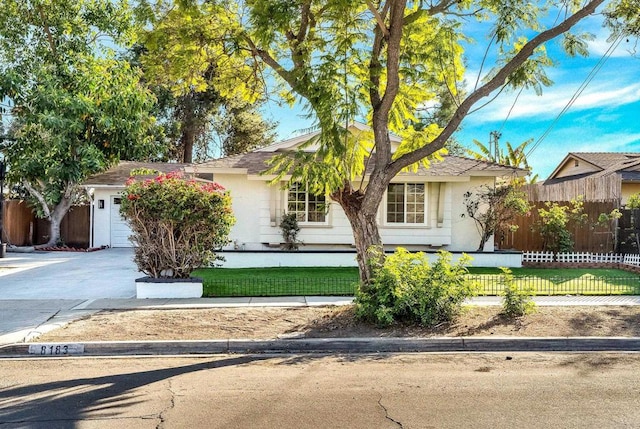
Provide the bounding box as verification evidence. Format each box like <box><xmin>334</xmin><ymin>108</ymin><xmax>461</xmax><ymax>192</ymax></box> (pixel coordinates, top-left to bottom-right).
<box><xmin>0</xmin><ymin>248</ymin><xmax>139</xmax><ymax>343</ymax></box>
<box><xmin>0</xmin><ymin>248</ymin><xmax>139</xmax><ymax>299</ymax></box>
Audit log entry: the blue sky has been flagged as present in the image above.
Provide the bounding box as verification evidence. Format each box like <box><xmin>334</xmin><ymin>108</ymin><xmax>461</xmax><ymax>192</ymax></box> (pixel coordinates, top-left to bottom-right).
<box><xmin>260</xmin><ymin>13</ymin><xmax>640</xmax><ymax>180</ymax></box>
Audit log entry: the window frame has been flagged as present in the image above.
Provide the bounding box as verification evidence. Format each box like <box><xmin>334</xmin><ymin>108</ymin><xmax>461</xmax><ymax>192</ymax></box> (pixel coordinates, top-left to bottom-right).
<box><xmin>285</xmin><ymin>182</ymin><xmax>329</xmax><ymax>226</ymax></box>
<box><xmin>383</xmin><ymin>182</ymin><xmax>428</xmax><ymax>226</ymax></box>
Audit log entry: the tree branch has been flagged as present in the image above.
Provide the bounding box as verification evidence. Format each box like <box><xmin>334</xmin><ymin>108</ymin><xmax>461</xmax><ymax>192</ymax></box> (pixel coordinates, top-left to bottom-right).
<box><xmin>37</xmin><ymin>4</ymin><xmax>57</xmax><ymax>59</ymax></box>
<box><xmin>389</xmin><ymin>0</ymin><xmax>605</xmax><ymax>176</ymax></box>
<box><xmin>366</xmin><ymin>0</ymin><xmax>389</xmax><ymax>38</ymax></box>
<box><xmin>22</xmin><ymin>180</ymin><xmax>52</xmax><ymax>220</ymax></box>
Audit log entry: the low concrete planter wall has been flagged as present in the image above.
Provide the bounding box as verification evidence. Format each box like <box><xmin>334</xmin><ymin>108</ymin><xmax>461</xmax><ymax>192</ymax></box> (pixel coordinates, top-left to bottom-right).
<box><xmin>218</xmin><ymin>250</ymin><xmax>522</xmax><ymax>268</ymax></box>
<box><xmin>136</xmin><ymin>277</ymin><xmax>203</xmax><ymax>299</ymax></box>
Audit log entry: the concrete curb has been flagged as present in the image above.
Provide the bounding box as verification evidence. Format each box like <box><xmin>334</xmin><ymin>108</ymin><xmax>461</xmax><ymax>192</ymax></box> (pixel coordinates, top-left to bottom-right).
<box><xmin>1</xmin><ymin>337</ymin><xmax>639</xmax><ymax>358</ymax></box>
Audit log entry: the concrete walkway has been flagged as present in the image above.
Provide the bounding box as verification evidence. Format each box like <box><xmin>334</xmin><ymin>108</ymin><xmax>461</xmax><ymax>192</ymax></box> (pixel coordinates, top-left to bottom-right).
<box><xmin>2</xmin><ymin>248</ymin><xmax>640</xmax><ymax>353</ymax></box>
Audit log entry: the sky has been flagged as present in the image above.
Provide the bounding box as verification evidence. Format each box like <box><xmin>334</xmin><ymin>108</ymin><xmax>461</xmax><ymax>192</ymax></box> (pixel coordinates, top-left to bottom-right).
<box><xmin>260</xmin><ymin>11</ymin><xmax>640</xmax><ymax>181</ymax></box>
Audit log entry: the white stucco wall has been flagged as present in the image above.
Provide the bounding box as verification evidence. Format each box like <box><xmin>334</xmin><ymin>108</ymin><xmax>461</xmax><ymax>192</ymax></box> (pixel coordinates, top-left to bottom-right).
<box><xmin>448</xmin><ymin>178</ymin><xmax>497</xmax><ymax>252</ymax></box>
<box><xmin>213</xmin><ymin>173</ymin><xmax>496</xmax><ymax>253</ymax></box>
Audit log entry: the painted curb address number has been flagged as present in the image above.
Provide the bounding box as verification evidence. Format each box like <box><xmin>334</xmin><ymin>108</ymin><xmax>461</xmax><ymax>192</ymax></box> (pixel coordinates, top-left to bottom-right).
<box><xmin>28</xmin><ymin>344</ymin><xmax>85</xmax><ymax>356</ymax></box>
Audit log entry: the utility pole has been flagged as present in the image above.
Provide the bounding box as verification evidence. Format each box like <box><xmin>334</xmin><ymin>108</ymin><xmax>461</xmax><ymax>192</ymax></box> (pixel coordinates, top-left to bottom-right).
<box><xmin>489</xmin><ymin>131</ymin><xmax>501</xmax><ymax>162</ymax></box>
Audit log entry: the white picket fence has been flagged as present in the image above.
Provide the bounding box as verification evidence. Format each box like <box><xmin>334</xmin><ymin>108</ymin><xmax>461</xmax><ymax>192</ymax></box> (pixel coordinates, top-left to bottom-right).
<box><xmin>523</xmin><ymin>251</ymin><xmax>640</xmax><ymax>267</ymax></box>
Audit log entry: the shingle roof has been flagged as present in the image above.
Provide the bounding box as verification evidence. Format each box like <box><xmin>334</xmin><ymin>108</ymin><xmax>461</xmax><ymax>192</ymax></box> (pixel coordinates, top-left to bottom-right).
<box><xmin>571</xmin><ymin>152</ymin><xmax>640</xmax><ymax>170</ymax></box>
<box><xmin>84</xmin><ymin>161</ymin><xmax>188</xmax><ymax>186</ymax></box>
<box><xmin>194</xmin><ymin>152</ymin><xmax>525</xmax><ymax>177</ymax></box>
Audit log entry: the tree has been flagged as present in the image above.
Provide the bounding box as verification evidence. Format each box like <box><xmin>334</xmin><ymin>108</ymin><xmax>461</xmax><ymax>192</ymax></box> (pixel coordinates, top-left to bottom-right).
<box><xmin>604</xmin><ymin>0</ymin><xmax>640</xmax><ymax>38</ymax></box>
<box><xmin>134</xmin><ymin>3</ymin><xmax>276</xmax><ymax>162</ymax></box>
<box><xmin>151</xmin><ymin>0</ymin><xmax>607</xmax><ymax>284</ymax></box>
<box><xmin>467</xmin><ymin>134</ymin><xmax>538</xmax><ymax>183</ymax></box>
<box><xmin>462</xmin><ymin>185</ymin><xmax>531</xmax><ymax>251</ymax></box>
<box><xmin>0</xmin><ymin>0</ymin><xmax>158</xmax><ymax>247</ymax></box>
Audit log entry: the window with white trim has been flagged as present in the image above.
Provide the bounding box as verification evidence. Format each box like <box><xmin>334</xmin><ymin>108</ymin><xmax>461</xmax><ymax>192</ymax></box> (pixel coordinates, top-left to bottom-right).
<box><xmin>386</xmin><ymin>183</ymin><xmax>426</xmax><ymax>224</ymax></box>
<box><xmin>287</xmin><ymin>183</ymin><xmax>327</xmax><ymax>223</ymax></box>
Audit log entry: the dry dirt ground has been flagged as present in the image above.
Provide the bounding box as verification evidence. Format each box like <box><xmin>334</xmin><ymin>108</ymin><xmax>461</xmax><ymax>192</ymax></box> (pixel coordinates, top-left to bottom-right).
<box><xmin>34</xmin><ymin>305</ymin><xmax>640</xmax><ymax>342</ymax></box>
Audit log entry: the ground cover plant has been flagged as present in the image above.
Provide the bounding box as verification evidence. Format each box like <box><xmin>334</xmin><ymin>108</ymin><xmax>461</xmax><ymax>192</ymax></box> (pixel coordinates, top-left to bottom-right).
<box><xmin>195</xmin><ymin>265</ymin><xmax>640</xmax><ymax>297</ymax></box>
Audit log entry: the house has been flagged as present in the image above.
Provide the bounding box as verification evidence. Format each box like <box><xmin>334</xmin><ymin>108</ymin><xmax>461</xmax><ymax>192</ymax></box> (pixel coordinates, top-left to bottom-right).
<box><xmin>186</xmin><ymin>125</ymin><xmax>527</xmax><ymax>254</ymax></box>
<box><xmin>529</xmin><ymin>152</ymin><xmax>640</xmax><ymax>204</ymax></box>
<box><xmin>84</xmin><ymin>126</ymin><xmax>526</xmax><ymax>266</ymax></box>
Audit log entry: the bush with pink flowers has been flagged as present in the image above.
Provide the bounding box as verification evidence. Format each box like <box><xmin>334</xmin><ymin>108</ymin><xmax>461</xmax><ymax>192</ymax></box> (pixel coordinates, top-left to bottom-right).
<box><xmin>120</xmin><ymin>170</ymin><xmax>235</xmax><ymax>278</ymax></box>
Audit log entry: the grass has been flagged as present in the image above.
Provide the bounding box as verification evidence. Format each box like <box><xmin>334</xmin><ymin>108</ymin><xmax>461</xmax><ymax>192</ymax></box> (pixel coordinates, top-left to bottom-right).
<box><xmin>467</xmin><ymin>267</ymin><xmax>640</xmax><ymax>296</ymax></box>
<box><xmin>192</xmin><ymin>267</ymin><xmax>359</xmax><ymax>297</ymax></box>
<box><xmin>192</xmin><ymin>266</ymin><xmax>640</xmax><ymax>297</ymax></box>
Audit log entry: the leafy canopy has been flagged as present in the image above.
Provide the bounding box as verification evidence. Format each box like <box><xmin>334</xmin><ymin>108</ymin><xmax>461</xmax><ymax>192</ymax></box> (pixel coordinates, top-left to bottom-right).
<box><xmin>0</xmin><ymin>0</ymin><xmax>158</xmax><ymax>217</ymax></box>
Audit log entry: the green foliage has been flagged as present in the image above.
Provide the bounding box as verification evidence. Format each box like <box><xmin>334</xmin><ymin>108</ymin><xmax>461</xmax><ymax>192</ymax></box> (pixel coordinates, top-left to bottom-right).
<box><xmin>536</xmin><ymin>198</ymin><xmax>588</xmax><ymax>253</ymax></box>
<box><xmin>499</xmin><ymin>267</ymin><xmax>536</xmax><ymax>318</ymax></box>
<box><xmin>133</xmin><ymin>1</ymin><xmax>275</xmax><ymax>162</ymax></box>
<box><xmin>462</xmin><ymin>185</ymin><xmax>531</xmax><ymax>251</ymax></box>
<box><xmin>354</xmin><ymin>248</ymin><xmax>478</xmax><ymax>327</ymax></box>
<box><xmin>279</xmin><ymin>212</ymin><xmax>301</xmax><ymax>250</ymax></box>
<box><xmin>604</xmin><ymin>0</ymin><xmax>640</xmax><ymax>38</ymax></box>
<box><xmin>467</xmin><ymin>136</ymin><xmax>537</xmax><ymax>183</ymax></box>
<box><xmin>625</xmin><ymin>193</ymin><xmax>640</xmax><ymax>209</ymax></box>
<box><xmin>120</xmin><ymin>171</ymin><xmax>235</xmax><ymax>278</ymax></box>
<box><xmin>137</xmin><ymin>0</ymin><xmax>609</xmax><ymax>283</ymax></box>
<box><xmin>0</xmin><ymin>0</ymin><xmax>158</xmax><ymax>245</ymax></box>
<box><xmin>595</xmin><ymin>208</ymin><xmax>622</xmax><ymax>252</ymax></box>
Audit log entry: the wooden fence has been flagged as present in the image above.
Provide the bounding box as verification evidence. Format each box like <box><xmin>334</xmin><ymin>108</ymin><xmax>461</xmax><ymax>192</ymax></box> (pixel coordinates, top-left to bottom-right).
<box><xmin>522</xmin><ymin>175</ymin><xmax>621</xmax><ymax>202</ymax></box>
<box><xmin>496</xmin><ymin>201</ymin><xmax>618</xmax><ymax>252</ymax></box>
<box><xmin>2</xmin><ymin>200</ymin><xmax>90</xmax><ymax>248</ymax></box>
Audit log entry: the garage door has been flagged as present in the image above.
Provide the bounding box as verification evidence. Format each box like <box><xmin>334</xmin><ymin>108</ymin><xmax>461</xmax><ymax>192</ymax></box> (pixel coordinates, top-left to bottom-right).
<box><xmin>110</xmin><ymin>196</ymin><xmax>133</xmax><ymax>247</ymax></box>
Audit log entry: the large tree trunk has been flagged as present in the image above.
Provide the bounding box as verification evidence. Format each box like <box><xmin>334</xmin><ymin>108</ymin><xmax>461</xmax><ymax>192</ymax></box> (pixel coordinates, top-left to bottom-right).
<box><xmin>180</xmin><ymin>120</ymin><xmax>195</xmax><ymax>163</ymax></box>
<box><xmin>332</xmin><ymin>186</ymin><xmax>384</xmax><ymax>286</ymax></box>
<box><xmin>23</xmin><ymin>181</ymin><xmax>74</xmax><ymax>248</ymax></box>
<box><xmin>43</xmin><ymin>196</ymin><xmax>74</xmax><ymax>247</ymax></box>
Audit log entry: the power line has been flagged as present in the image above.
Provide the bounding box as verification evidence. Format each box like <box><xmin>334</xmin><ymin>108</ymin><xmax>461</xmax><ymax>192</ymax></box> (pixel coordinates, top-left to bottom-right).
<box><xmin>525</xmin><ymin>33</ymin><xmax>625</xmax><ymax>158</ymax></box>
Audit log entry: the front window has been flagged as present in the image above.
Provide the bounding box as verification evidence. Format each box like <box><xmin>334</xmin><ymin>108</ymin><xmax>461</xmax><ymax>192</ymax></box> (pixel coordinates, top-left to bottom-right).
<box><xmin>287</xmin><ymin>183</ymin><xmax>326</xmax><ymax>223</ymax></box>
<box><xmin>386</xmin><ymin>183</ymin><xmax>425</xmax><ymax>224</ymax></box>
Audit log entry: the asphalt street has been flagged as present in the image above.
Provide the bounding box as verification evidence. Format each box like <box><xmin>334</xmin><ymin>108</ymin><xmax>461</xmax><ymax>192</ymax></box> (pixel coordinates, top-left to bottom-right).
<box><xmin>1</xmin><ymin>353</ymin><xmax>639</xmax><ymax>428</ymax></box>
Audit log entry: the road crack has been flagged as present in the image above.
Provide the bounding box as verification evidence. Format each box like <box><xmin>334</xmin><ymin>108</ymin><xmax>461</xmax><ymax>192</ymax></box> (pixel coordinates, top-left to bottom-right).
<box><xmin>156</xmin><ymin>379</ymin><xmax>176</xmax><ymax>429</ymax></box>
<box><xmin>378</xmin><ymin>394</ymin><xmax>404</xmax><ymax>428</ymax></box>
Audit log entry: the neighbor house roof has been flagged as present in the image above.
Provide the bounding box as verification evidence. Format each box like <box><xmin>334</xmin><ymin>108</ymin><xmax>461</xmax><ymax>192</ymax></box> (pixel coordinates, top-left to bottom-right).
<box><xmin>84</xmin><ymin>161</ymin><xmax>188</xmax><ymax>187</ymax></box>
<box><xmin>192</xmin><ymin>152</ymin><xmax>526</xmax><ymax>177</ymax></box>
<box><xmin>546</xmin><ymin>152</ymin><xmax>640</xmax><ymax>184</ymax></box>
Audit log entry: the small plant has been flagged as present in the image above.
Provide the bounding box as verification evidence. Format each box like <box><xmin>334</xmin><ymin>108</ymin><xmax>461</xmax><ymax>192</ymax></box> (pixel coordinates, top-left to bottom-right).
<box><xmin>120</xmin><ymin>170</ymin><xmax>235</xmax><ymax>278</ymax></box>
<box><xmin>355</xmin><ymin>247</ymin><xmax>478</xmax><ymax>327</ymax></box>
<box><xmin>536</xmin><ymin>197</ymin><xmax>588</xmax><ymax>253</ymax></box>
<box><xmin>500</xmin><ymin>267</ymin><xmax>536</xmax><ymax>318</ymax></box>
<box><xmin>280</xmin><ymin>212</ymin><xmax>301</xmax><ymax>250</ymax></box>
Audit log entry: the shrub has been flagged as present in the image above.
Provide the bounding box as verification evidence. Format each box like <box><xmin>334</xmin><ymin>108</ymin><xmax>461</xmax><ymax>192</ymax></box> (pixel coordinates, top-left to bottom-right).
<box><xmin>500</xmin><ymin>267</ymin><xmax>536</xmax><ymax>318</ymax></box>
<box><xmin>280</xmin><ymin>212</ymin><xmax>301</xmax><ymax>250</ymax></box>
<box><xmin>355</xmin><ymin>248</ymin><xmax>478</xmax><ymax>327</ymax></box>
<box><xmin>120</xmin><ymin>170</ymin><xmax>235</xmax><ymax>278</ymax></box>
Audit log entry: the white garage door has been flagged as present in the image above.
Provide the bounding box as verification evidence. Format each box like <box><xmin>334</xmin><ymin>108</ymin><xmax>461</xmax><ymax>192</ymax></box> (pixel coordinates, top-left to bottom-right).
<box><xmin>110</xmin><ymin>196</ymin><xmax>133</xmax><ymax>247</ymax></box>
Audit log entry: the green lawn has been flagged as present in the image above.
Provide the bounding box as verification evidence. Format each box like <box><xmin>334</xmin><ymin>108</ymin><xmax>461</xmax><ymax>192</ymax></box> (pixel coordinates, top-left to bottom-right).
<box><xmin>192</xmin><ymin>266</ymin><xmax>640</xmax><ymax>297</ymax></box>
<box><xmin>192</xmin><ymin>267</ymin><xmax>359</xmax><ymax>297</ymax></box>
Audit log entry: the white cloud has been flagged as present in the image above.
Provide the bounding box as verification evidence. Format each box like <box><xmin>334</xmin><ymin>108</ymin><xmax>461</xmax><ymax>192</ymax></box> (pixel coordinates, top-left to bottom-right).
<box><xmin>465</xmin><ymin>79</ymin><xmax>640</xmax><ymax>124</ymax></box>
